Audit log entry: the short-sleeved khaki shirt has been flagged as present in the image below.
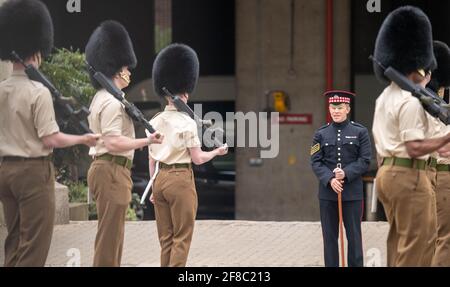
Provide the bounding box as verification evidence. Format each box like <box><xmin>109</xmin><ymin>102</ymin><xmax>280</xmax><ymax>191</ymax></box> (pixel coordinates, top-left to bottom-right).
<box><xmin>426</xmin><ymin>114</ymin><xmax>445</xmax><ymax>160</ymax></box>
<box><xmin>147</xmin><ymin>105</ymin><xmax>201</xmax><ymax>164</ymax></box>
<box><xmin>435</xmin><ymin>120</ymin><xmax>450</xmax><ymax>164</ymax></box>
<box><xmin>372</xmin><ymin>82</ymin><xmax>432</xmax><ymax>160</ymax></box>
<box><xmin>0</xmin><ymin>70</ymin><xmax>59</xmax><ymax>157</ymax></box>
<box><xmin>88</xmin><ymin>89</ymin><xmax>135</xmax><ymax>160</ymax></box>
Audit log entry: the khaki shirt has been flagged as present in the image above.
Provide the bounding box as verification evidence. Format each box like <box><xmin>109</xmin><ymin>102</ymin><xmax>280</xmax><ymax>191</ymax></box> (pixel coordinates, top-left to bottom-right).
<box><xmin>147</xmin><ymin>105</ymin><xmax>201</xmax><ymax>164</ymax></box>
<box><xmin>437</xmin><ymin>122</ymin><xmax>450</xmax><ymax>164</ymax></box>
<box><xmin>427</xmin><ymin>114</ymin><xmax>444</xmax><ymax>161</ymax></box>
<box><xmin>372</xmin><ymin>82</ymin><xmax>431</xmax><ymax>160</ymax></box>
<box><xmin>88</xmin><ymin>89</ymin><xmax>135</xmax><ymax>160</ymax></box>
<box><xmin>0</xmin><ymin>70</ymin><xmax>59</xmax><ymax>157</ymax></box>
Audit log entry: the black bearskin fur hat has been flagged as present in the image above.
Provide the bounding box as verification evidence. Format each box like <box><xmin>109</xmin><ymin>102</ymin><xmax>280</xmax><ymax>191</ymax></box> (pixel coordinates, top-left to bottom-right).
<box><xmin>373</xmin><ymin>6</ymin><xmax>436</xmax><ymax>84</ymax></box>
<box><xmin>0</xmin><ymin>0</ymin><xmax>54</xmax><ymax>61</ymax></box>
<box><xmin>428</xmin><ymin>41</ymin><xmax>450</xmax><ymax>92</ymax></box>
<box><xmin>152</xmin><ymin>43</ymin><xmax>199</xmax><ymax>98</ymax></box>
<box><xmin>85</xmin><ymin>20</ymin><xmax>137</xmax><ymax>89</ymax></box>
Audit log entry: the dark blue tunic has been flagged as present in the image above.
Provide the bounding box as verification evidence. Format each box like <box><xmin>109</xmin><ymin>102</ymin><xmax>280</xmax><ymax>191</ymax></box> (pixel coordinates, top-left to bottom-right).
<box><xmin>311</xmin><ymin>120</ymin><xmax>372</xmax><ymax>202</ymax></box>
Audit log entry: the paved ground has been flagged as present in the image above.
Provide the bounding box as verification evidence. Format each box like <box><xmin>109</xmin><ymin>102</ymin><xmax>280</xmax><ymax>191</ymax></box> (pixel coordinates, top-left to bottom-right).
<box><xmin>0</xmin><ymin>221</ymin><xmax>389</xmax><ymax>267</ymax></box>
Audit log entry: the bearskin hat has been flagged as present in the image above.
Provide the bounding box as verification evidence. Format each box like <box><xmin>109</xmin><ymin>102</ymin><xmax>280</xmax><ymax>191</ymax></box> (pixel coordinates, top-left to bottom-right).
<box><xmin>373</xmin><ymin>6</ymin><xmax>436</xmax><ymax>84</ymax></box>
<box><xmin>85</xmin><ymin>20</ymin><xmax>137</xmax><ymax>89</ymax></box>
<box><xmin>152</xmin><ymin>43</ymin><xmax>199</xmax><ymax>98</ymax></box>
<box><xmin>0</xmin><ymin>0</ymin><xmax>54</xmax><ymax>61</ymax></box>
<box><xmin>428</xmin><ymin>41</ymin><xmax>450</xmax><ymax>92</ymax></box>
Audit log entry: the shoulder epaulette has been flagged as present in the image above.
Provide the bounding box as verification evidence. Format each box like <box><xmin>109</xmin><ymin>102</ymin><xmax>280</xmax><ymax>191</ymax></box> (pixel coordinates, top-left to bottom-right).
<box><xmin>350</xmin><ymin>121</ymin><xmax>365</xmax><ymax>128</ymax></box>
<box><xmin>318</xmin><ymin>123</ymin><xmax>330</xmax><ymax>131</ymax></box>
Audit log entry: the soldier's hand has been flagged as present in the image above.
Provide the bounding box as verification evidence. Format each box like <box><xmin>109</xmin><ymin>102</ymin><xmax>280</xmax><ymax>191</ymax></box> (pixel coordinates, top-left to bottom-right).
<box><xmin>83</xmin><ymin>133</ymin><xmax>101</xmax><ymax>147</ymax></box>
<box><xmin>439</xmin><ymin>150</ymin><xmax>450</xmax><ymax>158</ymax></box>
<box><xmin>216</xmin><ymin>144</ymin><xmax>228</xmax><ymax>156</ymax></box>
<box><xmin>333</xmin><ymin>168</ymin><xmax>346</xmax><ymax>180</ymax></box>
<box><xmin>438</xmin><ymin>144</ymin><xmax>450</xmax><ymax>158</ymax></box>
<box><xmin>330</xmin><ymin>178</ymin><xmax>343</xmax><ymax>194</ymax></box>
<box><xmin>150</xmin><ymin>192</ymin><xmax>155</xmax><ymax>204</ymax></box>
<box><xmin>148</xmin><ymin>132</ymin><xmax>164</xmax><ymax>144</ymax></box>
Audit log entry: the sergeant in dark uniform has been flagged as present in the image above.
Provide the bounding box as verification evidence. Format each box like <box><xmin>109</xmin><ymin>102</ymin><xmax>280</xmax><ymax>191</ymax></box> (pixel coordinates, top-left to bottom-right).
<box><xmin>311</xmin><ymin>91</ymin><xmax>372</xmax><ymax>267</ymax></box>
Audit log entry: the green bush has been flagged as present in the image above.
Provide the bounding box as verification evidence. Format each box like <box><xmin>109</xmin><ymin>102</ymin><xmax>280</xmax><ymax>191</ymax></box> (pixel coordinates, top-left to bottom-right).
<box><xmin>66</xmin><ymin>181</ymin><xmax>88</xmax><ymax>203</ymax></box>
<box><xmin>40</xmin><ymin>48</ymin><xmax>96</xmax><ymax>182</ymax></box>
<box><xmin>126</xmin><ymin>207</ymin><xmax>138</xmax><ymax>221</ymax></box>
<box><xmin>88</xmin><ymin>202</ymin><xmax>98</xmax><ymax>221</ymax></box>
<box><xmin>41</xmin><ymin>48</ymin><xmax>95</xmax><ymax>107</ymax></box>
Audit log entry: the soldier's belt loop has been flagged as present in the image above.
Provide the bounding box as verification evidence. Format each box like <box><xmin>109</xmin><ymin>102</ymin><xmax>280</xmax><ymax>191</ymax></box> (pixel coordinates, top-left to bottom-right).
<box><xmin>390</xmin><ymin>157</ymin><xmax>395</xmax><ymax>167</ymax></box>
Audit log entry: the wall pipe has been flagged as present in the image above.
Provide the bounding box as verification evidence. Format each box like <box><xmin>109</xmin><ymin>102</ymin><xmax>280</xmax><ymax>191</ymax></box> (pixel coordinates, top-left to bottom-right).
<box><xmin>326</xmin><ymin>0</ymin><xmax>333</xmax><ymax>123</ymax></box>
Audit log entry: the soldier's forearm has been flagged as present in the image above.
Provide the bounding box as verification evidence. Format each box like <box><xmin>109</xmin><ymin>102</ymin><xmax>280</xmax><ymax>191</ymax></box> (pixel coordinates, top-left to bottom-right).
<box><xmin>104</xmin><ymin>136</ymin><xmax>149</xmax><ymax>153</ymax></box>
<box><xmin>41</xmin><ymin>131</ymin><xmax>88</xmax><ymax>148</ymax></box>
<box><xmin>405</xmin><ymin>134</ymin><xmax>450</xmax><ymax>158</ymax></box>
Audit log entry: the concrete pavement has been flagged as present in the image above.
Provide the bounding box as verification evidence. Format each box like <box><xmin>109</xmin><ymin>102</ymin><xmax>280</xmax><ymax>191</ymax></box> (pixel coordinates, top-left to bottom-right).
<box><xmin>0</xmin><ymin>221</ymin><xmax>389</xmax><ymax>267</ymax></box>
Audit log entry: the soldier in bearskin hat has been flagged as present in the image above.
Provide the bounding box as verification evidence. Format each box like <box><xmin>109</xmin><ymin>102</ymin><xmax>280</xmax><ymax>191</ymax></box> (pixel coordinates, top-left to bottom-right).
<box><xmin>148</xmin><ymin>43</ymin><xmax>227</xmax><ymax>267</ymax></box>
<box><xmin>423</xmin><ymin>42</ymin><xmax>450</xmax><ymax>220</ymax></box>
<box><xmin>427</xmin><ymin>41</ymin><xmax>450</xmax><ymax>267</ymax></box>
<box><xmin>85</xmin><ymin>20</ymin><xmax>163</xmax><ymax>267</ymax></box>
<box><xmin>372</xmin><ymin>6</ymin><xmax>450</xmax><ymax>267</ymax></box>
<box><xmin>0</xmin><ymin>0</ymin><xmax>99</xmax><ymax>267</ymax></box>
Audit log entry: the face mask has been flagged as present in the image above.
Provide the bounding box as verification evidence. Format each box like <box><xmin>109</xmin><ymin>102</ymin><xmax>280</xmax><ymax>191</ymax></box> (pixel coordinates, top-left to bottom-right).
<box><xmin>119</xmin><ymin>70</ymin><xmax>131</xmax><ymax>85</ymax></box>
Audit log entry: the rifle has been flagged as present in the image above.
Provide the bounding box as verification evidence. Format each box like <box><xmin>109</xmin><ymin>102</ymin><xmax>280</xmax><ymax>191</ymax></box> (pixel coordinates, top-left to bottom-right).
<box><xmin>162</xmin><ymin>87</ymin><xmax>226</xmax><ymax>148</ymax></box>
<box><xmin>370</xmin><ymin>55</ymin><xmax>450</xmax><ymax>125</ymax></box>
<box><xmin>11</xmin><ymin>51</ymin><xmax>91</xmax><ymax>134</ymax></box>
<box><xmin>86</xmin><ymin>63</ymin><xmax>158</xmax><ymax>135</ymax></box>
